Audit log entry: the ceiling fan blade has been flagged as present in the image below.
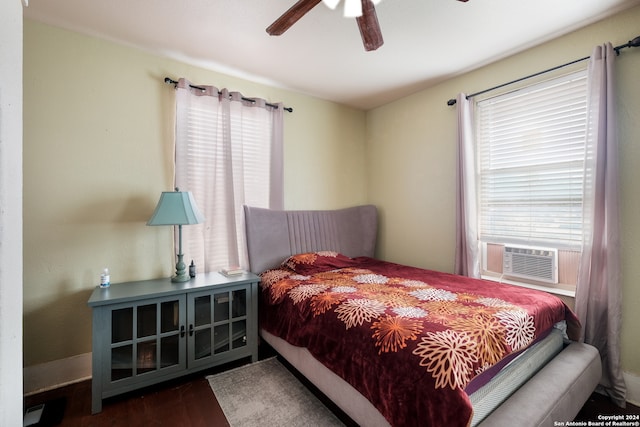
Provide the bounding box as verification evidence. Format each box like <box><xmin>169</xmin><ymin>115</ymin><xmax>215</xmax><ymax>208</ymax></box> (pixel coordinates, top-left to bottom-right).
<box><xmin>267</xmin><ymin>0</ymin><xmax>322</xmax><ymax>36</ymax></box>
<box><xmin>356</xmin><ymin>0</ymin><xmax>383</xmax><ymax>51</ymax></box>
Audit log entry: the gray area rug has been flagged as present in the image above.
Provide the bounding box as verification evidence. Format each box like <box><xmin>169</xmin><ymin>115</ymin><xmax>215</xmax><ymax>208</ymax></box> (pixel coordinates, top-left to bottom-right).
<box><xmin>207</xmin><ymin>357</ymin><xmax>345</xmax><ymax>427</ymax></box>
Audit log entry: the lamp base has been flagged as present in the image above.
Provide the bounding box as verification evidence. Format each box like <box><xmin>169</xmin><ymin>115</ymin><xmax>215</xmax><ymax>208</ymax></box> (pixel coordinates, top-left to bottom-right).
<box><xmin>172</xmin><ymin>252</ymin><xmax>191</xmax><ymax>282</ymax></box>
<box><xmin>171</xmin><ymin>273</ymin><xmax>191</xmax><ymax>283</ymax></box>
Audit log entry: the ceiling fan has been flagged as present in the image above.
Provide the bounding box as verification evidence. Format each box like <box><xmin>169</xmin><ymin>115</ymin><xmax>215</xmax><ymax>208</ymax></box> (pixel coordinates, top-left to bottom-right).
<box><xmin>267</xmin><ymin>0</ymin><xmax>470</xmax><ymax>52</ymax></box>
<box><xmin>266</xmin><ymin>0</ymin><xmax>385</xmax><ymax>51</ymax></box>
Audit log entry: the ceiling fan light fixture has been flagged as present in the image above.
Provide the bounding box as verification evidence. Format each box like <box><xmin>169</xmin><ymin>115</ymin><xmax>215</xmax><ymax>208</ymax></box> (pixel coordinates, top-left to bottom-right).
<box><xmin>343</xmin><ymin>0</ymin><xmax>362</xmax><ymax>17</ymax></box>
<box><xmin>322</xmin><ymin>0</ymin><xmax>341</xmax><ymax>10</ymax></box>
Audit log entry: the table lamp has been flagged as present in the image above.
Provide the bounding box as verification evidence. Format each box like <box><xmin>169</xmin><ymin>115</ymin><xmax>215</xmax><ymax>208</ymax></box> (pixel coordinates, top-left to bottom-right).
<box><xmin>147</xmin><ymin>188</ymin><xmax>205</xmax><ymax>282</ymax></box>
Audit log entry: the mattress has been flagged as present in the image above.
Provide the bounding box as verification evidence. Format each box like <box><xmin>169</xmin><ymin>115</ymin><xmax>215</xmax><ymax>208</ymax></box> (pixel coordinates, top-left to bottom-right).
<box><xmin>469</xmin><ymin>327</ymin><xmax>565</xmax><ymax>426</ymax></box>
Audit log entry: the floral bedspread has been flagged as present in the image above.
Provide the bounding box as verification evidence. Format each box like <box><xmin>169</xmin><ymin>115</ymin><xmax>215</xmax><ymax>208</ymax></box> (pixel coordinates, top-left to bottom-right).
<box><xmin>259</xmin><ymin>252</ymin><xmax>580</xmax><ymax>427</ymax></box>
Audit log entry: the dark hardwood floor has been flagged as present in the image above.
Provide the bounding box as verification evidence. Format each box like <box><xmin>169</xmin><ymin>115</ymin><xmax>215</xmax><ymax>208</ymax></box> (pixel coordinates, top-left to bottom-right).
<box><xmin>24</xmin><ymin>362</ymin><xmax>235</xmax><ymax>427</ymax></box>
<box><xmin>24</xmin><ymin>349</ymin><xmax>639</xmax><ymax>427</ymax></box>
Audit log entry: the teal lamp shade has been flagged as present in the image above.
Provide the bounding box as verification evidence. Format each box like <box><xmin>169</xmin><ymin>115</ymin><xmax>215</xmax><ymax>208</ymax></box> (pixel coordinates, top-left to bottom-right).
<box><xmin>147</xmin><ymin>188</ymin><xmax>204</xmax><ymax>282</ymax></box>
<box><xmin>147</xmin><ymin>189</ymin><xmax>204</xmax><ymax>226</ymax></box>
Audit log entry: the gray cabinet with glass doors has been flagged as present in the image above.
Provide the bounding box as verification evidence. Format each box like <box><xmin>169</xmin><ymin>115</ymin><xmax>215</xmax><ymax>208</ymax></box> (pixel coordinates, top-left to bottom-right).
<box><xmin>87</xmin><ymin>272</ymin><xmax>259</xmax><ymax>414</ymax></box>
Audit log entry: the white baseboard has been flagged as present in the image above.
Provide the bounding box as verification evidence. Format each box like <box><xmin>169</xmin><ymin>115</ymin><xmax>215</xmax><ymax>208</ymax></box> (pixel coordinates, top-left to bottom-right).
<box><xmin>624</xmin><ymin>371</ymin><xmax>640</xmax><ymax>407</ymax></box>
<box><xmin>23</xmin><ymin>352</ymin><xmax>92</xmax><ymax>396</ymax></box>
<box><xmin>22</xmin><ymin>352</ymin><xmax>640</xmax><ymax>407</ymax></box>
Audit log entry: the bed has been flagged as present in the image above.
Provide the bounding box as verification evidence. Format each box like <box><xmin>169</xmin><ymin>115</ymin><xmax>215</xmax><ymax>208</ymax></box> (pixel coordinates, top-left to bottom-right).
<box><xmin>244</xmin><ymin>204</ymin><xmax>602</xmax><ymax>427</ymax></box>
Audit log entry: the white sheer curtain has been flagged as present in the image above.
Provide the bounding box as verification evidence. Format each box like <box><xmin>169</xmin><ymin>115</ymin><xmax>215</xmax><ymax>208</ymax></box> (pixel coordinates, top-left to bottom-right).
<box><xmin>454</xmin><ymin>93</ymin><xmax>480</xmax><ymax>278</ymax></box>
<box><xmin>174</xmin><ymin>78</ymin><xmax>284</xmax><ymax>273</ymax></box>
<box><xmin>575</xmin><ymin>43</ymin><xmax>626</xmax><ymax>407</ymax></box>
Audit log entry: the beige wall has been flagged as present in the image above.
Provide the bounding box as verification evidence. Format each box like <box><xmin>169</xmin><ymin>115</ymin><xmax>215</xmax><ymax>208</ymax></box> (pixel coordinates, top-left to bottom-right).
<box><xmin>23</xmin><ymin>20</ymin><xmax>367</xmax><ymax>367</ymax></box>
<box><xmin>367</xmin><ymin>5</ymin><xmax>640</xmax><ymax>377</ymax></box>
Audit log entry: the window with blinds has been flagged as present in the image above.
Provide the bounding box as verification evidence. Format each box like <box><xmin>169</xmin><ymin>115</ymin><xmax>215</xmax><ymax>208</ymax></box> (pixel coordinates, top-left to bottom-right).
<box><xmin>475</xmin><ymin>70</ymin><xmax>588</xmax><ymax>250</ymax></box>
<box><xmin>175</xmin><ymin>90</ymin><xmax>280</xmax><ymax>271</ymax></box>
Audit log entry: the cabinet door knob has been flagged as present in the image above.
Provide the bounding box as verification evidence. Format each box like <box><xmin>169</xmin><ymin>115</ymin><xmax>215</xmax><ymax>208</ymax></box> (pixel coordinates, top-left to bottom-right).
<box><xmin>189</xmin><ymin>324</ymin><xmax>194</xmax><ymax>337</ymax></box>
<box><xmin>180</xmin><ymin>325</ymin><xmax>185</xmax><ymax>338</ymax></box>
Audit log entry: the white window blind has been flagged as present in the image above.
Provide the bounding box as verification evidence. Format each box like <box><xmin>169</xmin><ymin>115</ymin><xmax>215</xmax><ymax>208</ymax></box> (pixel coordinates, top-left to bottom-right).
<box><xmin>475</xmin><ymin>70</ymin><xmax>588</xmax><ymax>249</ymax></box>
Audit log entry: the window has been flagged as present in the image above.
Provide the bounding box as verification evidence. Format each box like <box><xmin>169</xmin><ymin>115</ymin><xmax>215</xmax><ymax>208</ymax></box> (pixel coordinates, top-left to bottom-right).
<box><xmin>174</xmin><ymin>84</ymin><xmax>284</xmax><ymax>272</ymax></box>
<box><xmin>475</xmin><ymin>70</ymin><xmax>588</xmax><ymax>292</ymax></box>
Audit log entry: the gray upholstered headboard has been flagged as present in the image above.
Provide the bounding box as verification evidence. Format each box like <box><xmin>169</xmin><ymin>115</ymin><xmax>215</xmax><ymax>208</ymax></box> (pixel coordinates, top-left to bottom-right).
<box><xmin>244</xmin><ymin>205</ymin><xmax>378</xmax><ymax>274</ymax></box>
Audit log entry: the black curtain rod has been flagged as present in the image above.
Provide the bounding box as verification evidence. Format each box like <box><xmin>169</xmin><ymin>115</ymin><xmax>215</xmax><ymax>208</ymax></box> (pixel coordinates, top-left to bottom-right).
<box><xmin>164</xmin><ymin>77</ymin><xmax>293</xmax><ymax>113</ymax></box>
<box><xmin>447</xmin><ymin>35</ymin><xmax>640</xmax><ymax>106</ymax></box>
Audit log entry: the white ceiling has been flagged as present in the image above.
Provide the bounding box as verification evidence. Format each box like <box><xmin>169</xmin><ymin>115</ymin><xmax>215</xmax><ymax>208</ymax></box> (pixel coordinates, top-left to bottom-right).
<box><xmin>23</xmin><ymin>0</ymin><xmax>640</xmax><ymax>110</ymax></box>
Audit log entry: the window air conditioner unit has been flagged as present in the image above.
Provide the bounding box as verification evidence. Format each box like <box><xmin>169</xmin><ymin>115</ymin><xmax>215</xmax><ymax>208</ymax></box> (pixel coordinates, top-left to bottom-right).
<box><xmin>503</xmin><ymin>245</ymin><xmax>558</xmax><ymax>284</ymax></box>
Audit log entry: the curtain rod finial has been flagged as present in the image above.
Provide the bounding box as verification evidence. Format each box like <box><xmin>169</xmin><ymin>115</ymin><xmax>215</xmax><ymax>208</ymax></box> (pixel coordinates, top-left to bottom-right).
<box><xmin>447</xmin><ymin>98</ymin><xmax>457</xmax><ymax>106</ymax></box>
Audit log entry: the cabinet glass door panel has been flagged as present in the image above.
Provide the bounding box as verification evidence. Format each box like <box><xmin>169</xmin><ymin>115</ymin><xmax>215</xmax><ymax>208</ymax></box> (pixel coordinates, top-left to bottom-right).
<box><xmin>194</xmin><ymin>329</ymin><xmax>212</xmax><ymax>360</ymax></box>
<box><xmin>137</xmin><ymin>340</ymin><xmax>157</xmax><ymax>374</ymax></box>
<box><xmin>112</xmin><ymin>308</ymin><xmax>133</xmax><ymax>343</ymax></box>
<box><xmin>111</xmin><ymin>345</ymin><xmax>133</xmax><ymax>381</ymax></box>
<box><xmin>232</xmin><ymin>320</ymin><xmax>247</xmax><ymax>349</ymax></box>
<box><xmin>194</xmin><ymin>295</ymin><xmax>211</xmax><ymax>327</ymax></box>
<box><xmin>214</xmin><ymin>292</ymin><xmax>230</xmax><ymax>322</ymax></box>
<box><xmin>160</xmin><ymin>301</ymin><xmax>179</xmax><ymax>333</ymax></box>
<box><xmin>214</xmin><ymin>324</ymin><xmax>229</xmax><ymax>354</ymax></box>
<box><xmin>109</xmin><ymin>297</ymin><xmax>184</xmax><ymax>387</ymax></box>
<box><xmin>137</xmin><ymin>304</ymin><xmax>157</xmax><ymax>338</ymax></box>
<box><xmin>160</xmin><ymin>335</ymin><xmax>180</xmax><ymax>368</ymax></box>
<box><xmin>232</xmin><ymin>290</ymin><xmax>246</xmax><ymax>318</ymax></box>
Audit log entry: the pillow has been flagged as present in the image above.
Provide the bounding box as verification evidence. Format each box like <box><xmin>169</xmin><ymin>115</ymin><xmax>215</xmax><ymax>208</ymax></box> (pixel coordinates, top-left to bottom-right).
<box><xmin>281</xmin><ymin>251</ymin><xmax>359</xmax><ymax>275</ymax></box>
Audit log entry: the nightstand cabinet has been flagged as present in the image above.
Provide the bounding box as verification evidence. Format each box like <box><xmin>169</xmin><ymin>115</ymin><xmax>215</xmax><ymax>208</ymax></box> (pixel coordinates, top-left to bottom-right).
<box><xmin>87</xmin><ymin>272</ymin><xmax>259</xmax><ymax>414</ymax></box>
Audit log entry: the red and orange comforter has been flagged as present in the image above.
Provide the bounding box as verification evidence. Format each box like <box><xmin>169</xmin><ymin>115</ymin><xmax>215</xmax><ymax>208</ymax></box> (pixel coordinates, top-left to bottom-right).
<box><xmin>259</xmin><ymin>252</ymin><xmax>580</xmax><ymax>427</ymax></box>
